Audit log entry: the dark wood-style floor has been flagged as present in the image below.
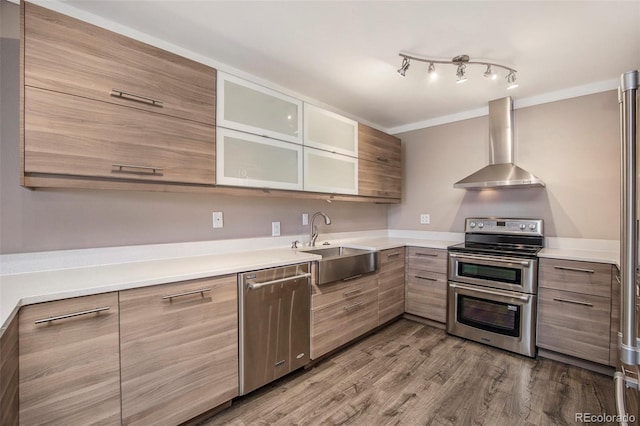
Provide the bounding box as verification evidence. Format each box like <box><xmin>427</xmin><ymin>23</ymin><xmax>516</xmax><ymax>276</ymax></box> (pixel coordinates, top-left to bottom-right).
<box><xmin>202</xmin><ymin>319</ymin><xmax>621</xmax><ymax>425</ymax></box>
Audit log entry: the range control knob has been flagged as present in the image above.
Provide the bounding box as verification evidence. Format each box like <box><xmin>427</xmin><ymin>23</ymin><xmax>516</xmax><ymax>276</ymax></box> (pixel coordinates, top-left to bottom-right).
<box><xmin>519</xmin><ymin>223</ymin><xmax>526</xmax><ymax>230</ymax></box>
<box><xmin>469</xmin><ymin>221</ymin><xmax>476</xmax><ymax>228</ymax></box>
<box><xmin>529</xmin><ymin>224</ymin><xmax>537</xmax><ymax>230</ymax></box>
<box><xmin>478</xmin><ymin>222</ymin><xmax>484</xmax><ymax>228</ymax></box>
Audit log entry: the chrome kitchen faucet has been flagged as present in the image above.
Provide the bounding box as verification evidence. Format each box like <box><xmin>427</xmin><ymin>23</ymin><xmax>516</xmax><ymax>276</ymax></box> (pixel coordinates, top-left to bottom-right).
<box><xmin>309</xmin><ymin>212</ymin><xmax>331</xmax><ymax>246</ymax></box>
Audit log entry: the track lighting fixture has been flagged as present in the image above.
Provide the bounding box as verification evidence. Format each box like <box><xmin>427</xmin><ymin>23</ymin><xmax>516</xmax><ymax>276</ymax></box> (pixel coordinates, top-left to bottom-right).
<box><xmin>398</xmin><ymin>52</ymin><xmax>518</xmax><ymax>89</ymax></box>
<box><xmin>397</xmin><ymin>57</ymin><xmax>410</xmax><ymax>77</ymax></box>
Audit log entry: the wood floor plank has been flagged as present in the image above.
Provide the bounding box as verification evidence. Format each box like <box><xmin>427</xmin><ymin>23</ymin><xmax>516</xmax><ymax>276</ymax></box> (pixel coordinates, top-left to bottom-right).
<box><xmin>200</xmin><ymin>319</ymin><xmax>622</xmax><ymax>426</ymax></box>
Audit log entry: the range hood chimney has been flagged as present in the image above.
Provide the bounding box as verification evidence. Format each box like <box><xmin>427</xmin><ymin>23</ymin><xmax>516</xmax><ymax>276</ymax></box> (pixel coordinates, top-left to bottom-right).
<box><xmin>453</xmin><ymin>97</ymin><xmax>545</xmax><ymax>190</ymax></box>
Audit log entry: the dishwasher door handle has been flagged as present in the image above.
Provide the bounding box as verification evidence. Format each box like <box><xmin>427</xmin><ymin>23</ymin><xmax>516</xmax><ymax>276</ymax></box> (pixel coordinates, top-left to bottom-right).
<box><xmin>247</xmin><ymin>273</ymin><xmax>311</xmax><ymax>290</ymax></box>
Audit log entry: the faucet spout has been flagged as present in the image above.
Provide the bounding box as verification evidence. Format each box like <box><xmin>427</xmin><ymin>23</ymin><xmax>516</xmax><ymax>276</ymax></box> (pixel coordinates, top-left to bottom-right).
<box><xmin>309</xmin><ymin>212</ymin><xmax>331</xmax><ymax>246</ymax></box>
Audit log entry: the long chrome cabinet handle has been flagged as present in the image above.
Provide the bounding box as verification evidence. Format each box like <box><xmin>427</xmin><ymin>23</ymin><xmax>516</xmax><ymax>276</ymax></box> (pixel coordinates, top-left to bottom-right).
<box><xmin>552</xmin><ymin>298</ymin><xmax>593</xmax><ymax>307</ymax></box>
<box><xmin>248</xmin><ymin>273</ymin><xmax>311</xmax><ymax>290</ymax></box>
<box><xmin>386</xmin><ymin>252</ymin><xmax>401</xmax><ymax>258</ymax></box>
<box><xmin>162</xmin><ymin>288</ymin><xmax>211</xmax><ymax>300</ymax></box>
<box><xmin>343</xmin><ymin>288</ymin><xmax>362</xmax><ymax>297</ymax></box>
<box><xmin>415</xmin><ymin>275</ymin><xmax>437</xmax><ymax>282</ymax></box>
<box><xmin>342</xmin><ymin>274</ymin><xmax>363</xmax><ymax>282</ymax></box>
<box><xmin>110</xmin><ymin>88</ymin><xmax>163</xmax><ymax>106</ymax></box>
<box><xmin>415</xmin><ymin>252</ymin><xmax>438</xmax><ymax>257</ymax></box>
<box><xmin>343</xmin><ymin>302</ymin><xmax>363</xmax><ymax>312</ymax></box>
<box><xmin>449</xmin><ymin>282</ymin><xmax>530</xmax><ymax>302</ymax></box>
<box><xmin>34</xmin><ymin>306</ymin><xmax>110</xmax><ymax>324</ymax></box>
<box><xmin>449</xmin><ymin>252</ymin><xmax>531</xmax><ymax>267</ymax></box>
<box><xmin>553</xmin><ymin>265</ymin><xmax>595</xmax><ymax>274</ymax></box>
<box><xmin>113</xmin><ymin>164</ymin><xmax>163</xmax><ymax>174</ymax></box>
<box><xmin>376</xmin><ymin>156</ymin><xmax>389</xmax><ymax>163</ymax></box>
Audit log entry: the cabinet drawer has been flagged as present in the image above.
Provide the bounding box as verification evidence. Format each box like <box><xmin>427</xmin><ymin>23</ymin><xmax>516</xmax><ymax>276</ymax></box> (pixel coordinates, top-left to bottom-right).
<box><xmin>407</xmin><ymin>247</ymin><xmax>447</xmax><ymax>274</ymax></box>
<box><xmin>357</xmin><ymin>124</ymin><xmax>401</xmax><ymax>168</ymax></box>
<box><xmin>312</xmin><ymin>273</ymin><xmax>378</xmax><ymax>310</ymax></box>
<box><xmin>311</xmin><ymin>288</ymin><xmax>378</xmax><ymax>359</ymax></box>
<box><xmin>120</xmin><ymin>275</ymin><xmax>238</xmax><ymax>426</ymax></box>
<box><xmin>405</xmin><ymin>271</ymin><xmax>447</xmax><ymax>323</ymax></box>
<box><xmin>379</xmin><ymin>247</ymin><xmax>405</xmax><ymax>268</ymax></box>
<box><xmin>537</xmin><ymin>287</ymin><xmax>610</xmax><ymax>365</ymax></box>
<box><xmin>358</xmin><ymin>159</ymin><xmax>401</xmax><ymax>199</ymax></box>
<box><xmin>25</xmin><ymin>87</ymin><xmax>215</xmax><ymax>185</ymax></box>
<box><xmin>539</xmin><ymin>258</ymin><xmax>612</xmax><ymax>297</ymax></box>
<box><xmin>19</xmin><ymin>292</ymin><xmax>121</xmax><ymax>425</ymax></box>
<box><xmin>24</xmin><ymin>3</ymin><xmax>216</xmax><ymax>125</ymax></box>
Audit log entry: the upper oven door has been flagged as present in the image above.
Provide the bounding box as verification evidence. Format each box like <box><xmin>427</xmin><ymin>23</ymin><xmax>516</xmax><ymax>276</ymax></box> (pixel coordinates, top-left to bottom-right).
<box><xmin>448</xmin><ymin>252</ymin><xmax>538</xmax><ymax>293</ymax></box>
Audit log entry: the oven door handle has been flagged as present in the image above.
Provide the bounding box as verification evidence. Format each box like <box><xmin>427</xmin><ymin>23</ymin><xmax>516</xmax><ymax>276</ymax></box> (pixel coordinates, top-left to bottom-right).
<box><xmin>449</xmin><ymin>252</ymin><xmax>532</xmax><ymax>267</ymax></box>
<box><xmin>449</xmin><ymin>282</ymin><xmax>531</xmax><ymax>302</ymax></box>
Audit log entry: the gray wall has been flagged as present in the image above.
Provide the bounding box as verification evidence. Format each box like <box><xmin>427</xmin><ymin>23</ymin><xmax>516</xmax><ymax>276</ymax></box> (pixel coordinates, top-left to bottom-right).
<box><xmin>0</xmin><ymin>1</ymin><xmax>387</xmax><ymax>254</ymax></box>
<box><xmin>389</xmin><ymin>91</ymin><xmax>620</xmax><ymax>239</ymax></box>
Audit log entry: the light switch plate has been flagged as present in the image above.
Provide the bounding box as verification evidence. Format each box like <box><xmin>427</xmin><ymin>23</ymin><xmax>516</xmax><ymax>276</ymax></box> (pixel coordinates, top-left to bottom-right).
<box><xmin>420</xmin><ymin>214</ymin><xmax>430</xmax><ymax>225</ymax></box>
<box><xmin>302</xmin><ymin>213</ymin><xmax>309</xmax><ymax>226</ymax></box>
<box><xmin>272</xmin><ymin>221</ymin><xmax>281</xmax><ymax>236</ymax></box>
<box><xmin>213</xmin><ymin>211</ymin><xmax>223</xmax><ymax>228</ymax></box>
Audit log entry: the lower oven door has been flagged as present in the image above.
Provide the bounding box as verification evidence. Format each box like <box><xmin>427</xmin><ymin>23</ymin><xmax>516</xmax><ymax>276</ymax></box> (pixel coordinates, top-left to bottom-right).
<box><xmin>447</xmin><ymin>281</ymin><xmax>536</xmax><ymax>357</ymax></box>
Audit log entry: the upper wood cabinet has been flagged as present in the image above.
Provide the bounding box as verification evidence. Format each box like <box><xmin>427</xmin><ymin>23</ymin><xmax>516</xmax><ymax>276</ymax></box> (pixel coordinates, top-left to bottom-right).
<box><xmin>23</xmin><ymin>2</ymin><xmax>216</xmax><ymax>125</ymax></box>
<box><xmin>25</xmin><ymin>87</ymin><xmax>216</xmax><ymax>185</ymax></box>
<box><xmin>18</xmin><ymin>293</ymin><xmax>121</xmax><ymax>425</ymax></box>
<box><xmin>120</xmin><ymin>275</ymin><xmax>238</xmax><ymax>425</ymax></box>
<box><xmin>357</xmin><ymin>124</ymin><xmax>402</xmax><ymax>200</ymax></box>
<box><xmin>217</xmin><ymin>72</ymin><xmax>302</xmax><ymax>143</ymax></box>
<box><xmin>303</xmin><ymin>104</ymin><xmax>358</xmax><ymax>157</ymax></box>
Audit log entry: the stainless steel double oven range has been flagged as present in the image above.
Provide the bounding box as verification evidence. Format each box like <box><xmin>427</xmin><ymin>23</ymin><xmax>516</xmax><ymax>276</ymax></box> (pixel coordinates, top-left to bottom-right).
<box><xmin>447</xmin><ymin>218</ymin><xmax>544</xmax><ymax>357</ymax></box>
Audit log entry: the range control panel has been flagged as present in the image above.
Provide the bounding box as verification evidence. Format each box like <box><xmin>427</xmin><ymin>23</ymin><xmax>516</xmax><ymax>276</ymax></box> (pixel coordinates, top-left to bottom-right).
<box><xmin>465</xmin><ymin>218</ymin><xmax>544</xmax><ymax>236</ymax></box>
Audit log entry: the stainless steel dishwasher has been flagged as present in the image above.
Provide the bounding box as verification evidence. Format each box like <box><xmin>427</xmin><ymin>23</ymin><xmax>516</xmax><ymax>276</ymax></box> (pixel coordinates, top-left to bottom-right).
<box><xmin>238</xmin><ymin>263</ymin><xmax>311</xmax><ymax>395</ymax></box>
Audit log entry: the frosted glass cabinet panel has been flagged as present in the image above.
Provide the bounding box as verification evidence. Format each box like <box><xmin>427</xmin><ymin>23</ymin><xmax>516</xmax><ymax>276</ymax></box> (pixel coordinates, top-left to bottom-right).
<box><xmin>304</xmin><ymin>104</ymin><xmax>358</xmax><ymax>157</ymax></box>
<box><xmin>218</xmin><ymin>72</ymin><xmax>302</xmax><ymax>144</ymax></box>
<box><xmin>304</xmin><ymin>148</ymin><xmax>358</xmax><ymax>195</ymax></box>
<box><xmin>217</xmin><ymin>128</ymin><xmax>303</xmax><ymax>190</ymax></box>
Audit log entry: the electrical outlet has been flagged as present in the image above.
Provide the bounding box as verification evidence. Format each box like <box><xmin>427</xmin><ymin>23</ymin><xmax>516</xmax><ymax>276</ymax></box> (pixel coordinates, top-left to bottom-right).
<box><xmin>420</xmin><ymin>214</ymin><xmax>430</xmax><ymax>225</ymax></box>
<box><xmin>213</xmin><ymin>211</ymin><xmax>223</xmax><ymax>228</ymax></box>
<box><xmin>272</xmin><ymin>221</ymin><xmax>281</xmax><ymax>236</ymax></box>
<box><xmin>302</xmin><ymin>213</ymin><xmax>309</xmax><ymax>226</ymax></box>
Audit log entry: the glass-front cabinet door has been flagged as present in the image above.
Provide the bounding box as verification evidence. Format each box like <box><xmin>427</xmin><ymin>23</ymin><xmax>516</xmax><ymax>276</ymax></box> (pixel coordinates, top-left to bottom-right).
<box><xmin>303</xmin><ymin>104</ymin><xmax>358</xmax><ymax>157</ymax></box>
<box><xmin>303</xmin><ymin>147</ymin><xmax>358</xmax><ymax>195</ymax></box>
<box><xmin>217</xmin><ymin>128</ymin><xmax>303</xmax><ymax>190</ymax></box>
<box><xmin>217</xmin><ymin>72</ymin><xmax>302</xmax><ymax>144</ymax></box>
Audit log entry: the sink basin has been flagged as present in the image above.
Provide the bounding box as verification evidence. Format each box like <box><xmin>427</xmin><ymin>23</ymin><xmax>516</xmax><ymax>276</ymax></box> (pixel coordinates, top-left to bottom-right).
<box><xmin>303</xmin><ymin>246</ymin><xmax>378</xmax><ymax>284</ymax></box>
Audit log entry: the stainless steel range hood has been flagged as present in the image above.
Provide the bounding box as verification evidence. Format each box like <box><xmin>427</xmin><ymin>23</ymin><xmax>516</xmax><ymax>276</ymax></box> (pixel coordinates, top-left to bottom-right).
<box><xmin>454</xmin><ymin>97</ymin><xmax>545</xmax><ymax>190</ymax></box>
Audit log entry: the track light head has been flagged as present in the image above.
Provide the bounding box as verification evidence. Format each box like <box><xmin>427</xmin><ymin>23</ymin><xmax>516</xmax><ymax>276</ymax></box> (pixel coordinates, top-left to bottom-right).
<box><xmin>484</xmin><ymin>65</ymin><xmax>497</xmax><ymax>80</ymax></box>
<box><xmin>456</xmin><ymin>63</ymin><xmax>467</xmax><ymax>83</ymax></box>
<box><xmin>397</xmin><ymin>57</ymin><xmax>410</xmax><ymax>77</ymax></box>
<box><xmin>428</xmin><ymin>62</ymin><xmax>437</xmax><ymax>80</ymax></box>
<box><xmin>506</xmin><ymin>71</ymin><xmax>519</xmax><ymax>89</ymax></box>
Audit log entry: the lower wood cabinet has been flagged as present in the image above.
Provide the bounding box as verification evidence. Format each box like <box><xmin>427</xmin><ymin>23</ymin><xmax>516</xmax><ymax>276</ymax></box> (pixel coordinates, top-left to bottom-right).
<box><xmin>405</xmin><ymin>247</ymin><xmax>448</xmax><ymax>323</ymax></box>
<box><xmin>119</xmin><ymin>275</ymin><xmax>238</xmax><ymax>425</ymax></box>
<box><xmin>18</xmin><ymin>292</ymin><xmax>121</xmax><ymax>425</ymax></box>
<box><xmin>311</xmin><ymin>273</ymin><xmax>378</xmax><ymax>359</ymax></box>
<box><xmin>378</xmin><ymin>247</ymin><xmax>406</xmax><ymax>325</ymax></box>
<box><xmin>537</xmin><ymin>258</ymin><xmax>613</xmax><ymax>365</ymax></box>
<box><xmin>1</xmin><ymin>315</ymin><xmax>19</xmax><ymax>426</ymax></box>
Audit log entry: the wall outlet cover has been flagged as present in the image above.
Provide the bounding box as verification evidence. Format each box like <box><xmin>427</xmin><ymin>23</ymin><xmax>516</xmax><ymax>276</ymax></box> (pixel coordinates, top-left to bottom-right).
<box><xmin>272</xmin><ymin>221</ymin><xmax>281</xmax><ymax>236</ymax></box>
<box><xmin>420</xmin><ymin>214</ymin><xmax>430</xmax><ymax>225</ymax></box>
<box><xmin>302</xmin><ymin>213</ymin><xmax>309</xmax><ymax>226</ymax></box>
<box><xmin>213</xmin><ymin>211</ymin><xmax>224</xmax><ymax>228</ymax></box>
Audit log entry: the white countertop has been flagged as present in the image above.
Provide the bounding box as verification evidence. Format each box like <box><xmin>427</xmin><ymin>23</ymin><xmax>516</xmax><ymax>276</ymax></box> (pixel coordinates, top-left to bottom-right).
<box><xmin>0</xmin><ymin>230</ymin><xmax>620</xmax><ymax>332</ymax></box>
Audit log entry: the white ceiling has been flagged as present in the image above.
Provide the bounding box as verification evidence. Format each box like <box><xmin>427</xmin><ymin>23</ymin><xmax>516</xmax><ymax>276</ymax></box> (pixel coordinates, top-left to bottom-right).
<box><xmin>58</xmin><ymin>0</ymin><xmax>640</xmax><ymax>132</ymax></box>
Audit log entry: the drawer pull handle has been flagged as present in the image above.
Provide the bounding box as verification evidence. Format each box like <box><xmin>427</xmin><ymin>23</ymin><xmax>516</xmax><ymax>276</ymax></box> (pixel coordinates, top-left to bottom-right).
<box><xmin>387</xmin><ymin>252</ymin><xmax>401</xmax><ymax>258</ymax></box>
<box><xmin>343</xmin><ymin>288</ymin><xmax>362</xmax><ymax>297</ymax></box>
<box><xmin>553</xmin><ymin>266</ymin><xmax>595</xmax><ymax>274</ymax></box>
<box><xmin>415</xmin><ymin>252</ymin><xmax>438</xmax><ymax>257</ymax></box>
<box><xmin>616</xmin><ymin>275</ymin><xmax>621</xmax><ymax>285</ymax></box>
<box><xmin>163</xmin><ymin>288</ymin><xmax>211</xmax><ymax>300</ymax></box>
<box><xmin>552</xmin><ymin>298</ymin><xmax>594</xmax><ymax>307</ymax></box>
<box><xmin>343</xmin><ymin>302</ymin><xmax>363</xmax><ymax>312</ymax></box>
<box><xmin>34</xmin><ymin>306</ymin><xmax>110</xmax><ymax>324</ymax></box>
<box><xmin>111</xmin><ymin>88</ymin><xmax>163</xmax><ymax>107</ymax></box>
<box><xmin>376</xmin><ymin>156</ymin><xmax>389</xmax><ymax>163</ymax></box>
<box><xmin>113</xmin><ymin>164</ymin><xmax>163</xmax><ymax>174</ymax></box>
<box><xmin>415</xmin><ymin>275</ymin><xmax>437</xmax><ymax>282</ymax></box>
<box><xmin>343</xmin><ymin>274</ymin><xmax>363</xmax><ymax>282</ymax></box>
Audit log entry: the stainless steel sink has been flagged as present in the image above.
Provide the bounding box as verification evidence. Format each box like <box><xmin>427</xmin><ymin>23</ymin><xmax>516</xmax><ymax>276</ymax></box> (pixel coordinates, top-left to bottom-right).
<box><xmin>303</xmin><ymin>246</ymin><xmax>377</xmax><ymax>284</ymax></box>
